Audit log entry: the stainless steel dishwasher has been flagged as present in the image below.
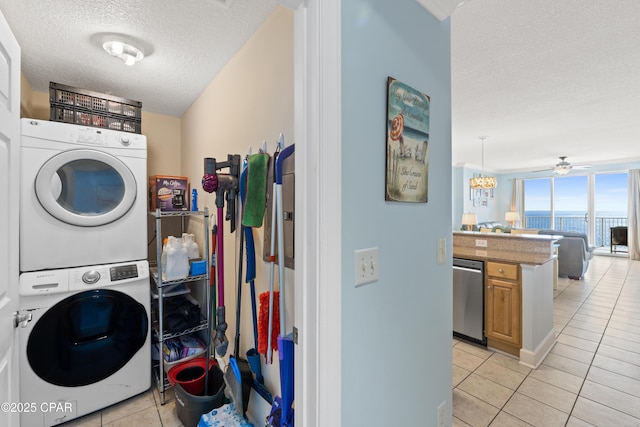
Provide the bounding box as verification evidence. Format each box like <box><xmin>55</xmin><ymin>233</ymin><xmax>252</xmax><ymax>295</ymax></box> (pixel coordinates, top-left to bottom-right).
<box><xmin>453</xmin><ymin>258</ymin><xmax>486</xmax><ymax>345</ymax></box>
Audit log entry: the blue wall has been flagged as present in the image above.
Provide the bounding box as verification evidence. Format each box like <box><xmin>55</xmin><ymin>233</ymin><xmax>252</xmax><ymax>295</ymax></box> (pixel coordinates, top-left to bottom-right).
<box><xmin>342</xmin><ymin>1</ymin><xmax>452</xmax><ymax>425</ymax></box>
<box><xmin>453</xmin><ymin>165</ymin><xmax>501</xmax><ymax>228</ymax></box>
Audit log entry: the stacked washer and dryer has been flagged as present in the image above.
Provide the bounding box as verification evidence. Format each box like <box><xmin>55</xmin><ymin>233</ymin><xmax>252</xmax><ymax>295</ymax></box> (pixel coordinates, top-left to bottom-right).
<box><xmin>16</xmin><ymin>119</ymin><xmax>151</xmax><ymax>426</ymax></box>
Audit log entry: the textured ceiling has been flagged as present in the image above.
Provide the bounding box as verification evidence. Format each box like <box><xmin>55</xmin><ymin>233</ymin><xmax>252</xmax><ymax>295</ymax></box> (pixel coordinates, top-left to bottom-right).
<box><xmin>0</xmin><ymin>0</ymin><xmax>277</xmax><ymax>117</ymax></box>
<box><xmin>451</xmin><ymin>0</ymin><xmax>640</xmax><ymax>173</ymax></box>
<box><xmin>1</xmin><ymin>0</ymin><xmax>639</xmax><ymax>173</ymax></box>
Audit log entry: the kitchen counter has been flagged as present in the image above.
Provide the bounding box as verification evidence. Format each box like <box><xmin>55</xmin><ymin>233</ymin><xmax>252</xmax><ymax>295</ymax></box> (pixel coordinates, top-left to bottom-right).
<box><xmin>452</xmin><ymin>246</ymin><xmax>553</xmax><ymax>265</ymax></box>
<box><xmin>453</xmin><ymin>231</ymin><xmax>559</xmax><ymax>369</ymax></box>
<box><xmin>453</xmin><ymin>231</ymin><xmax>559</xmax><ymax>264</ymax></box>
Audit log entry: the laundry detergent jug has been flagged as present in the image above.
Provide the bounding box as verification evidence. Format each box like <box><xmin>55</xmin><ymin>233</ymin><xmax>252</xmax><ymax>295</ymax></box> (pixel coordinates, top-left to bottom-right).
<box><xmin>163</xmin><ymin>236</ymin><xmax>190</xmax><ymax>281</ymax></box>
<box><xmin>182</xmin><ymin>233</ymin><xmax>200</xmax><ymax>260</ymax></box>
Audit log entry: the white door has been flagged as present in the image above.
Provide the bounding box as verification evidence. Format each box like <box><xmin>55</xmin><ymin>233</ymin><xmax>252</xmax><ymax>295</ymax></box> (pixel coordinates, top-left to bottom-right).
<box><xmin>0</xmin><ymin>9</ymin><xmax>21</xmax><ymax>427</ymax></box>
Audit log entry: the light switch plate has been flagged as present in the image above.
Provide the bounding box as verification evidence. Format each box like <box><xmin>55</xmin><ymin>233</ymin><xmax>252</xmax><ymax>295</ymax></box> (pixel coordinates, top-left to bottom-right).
<box><xmin>354</xmin><ymin>247</ymin><xmax>379</xmax><ymax>286</ymax></box>
<box><xmin>437</xmin><ymin>401</ymin><xmax>446</xmax><ymax>427</ymax></box>
<box><xmin>437</xmin><ymin>238</ymin><xmax>446</xmax><ymax>264</ymax></box>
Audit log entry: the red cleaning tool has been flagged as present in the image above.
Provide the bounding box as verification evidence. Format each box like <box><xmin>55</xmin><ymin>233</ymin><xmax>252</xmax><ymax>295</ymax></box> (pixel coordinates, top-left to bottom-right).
<box><xmin>258</xmin><ymin>291</ymin><xmax>280</xmax><ymax>358</ymax></box>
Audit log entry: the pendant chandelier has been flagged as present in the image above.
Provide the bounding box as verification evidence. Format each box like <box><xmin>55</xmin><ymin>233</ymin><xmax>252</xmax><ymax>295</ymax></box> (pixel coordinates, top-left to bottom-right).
<box><xmin>469</xmin><ymin>136</ymin><xmax>497</xmax><ymax>189</ymax></box>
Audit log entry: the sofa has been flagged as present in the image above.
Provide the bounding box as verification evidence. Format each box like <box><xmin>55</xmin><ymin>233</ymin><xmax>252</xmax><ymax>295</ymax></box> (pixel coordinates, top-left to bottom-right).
<box><xmin>537</xmin><ymin>229</ymin><xmax>595</xmax><ymax>279</ymax></box>
<box><xmin>461</xmin><ymin>221</ymin><xmax>510</xmax><ymax>232</ymax></box>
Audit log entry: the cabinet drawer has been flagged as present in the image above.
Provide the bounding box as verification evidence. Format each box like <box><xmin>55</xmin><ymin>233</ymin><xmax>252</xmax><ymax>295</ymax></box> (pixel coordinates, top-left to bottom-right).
<box><xmin>486</xmin><ymin>262</ymin><xmax>518</xmax><ymax>280</ymax></box>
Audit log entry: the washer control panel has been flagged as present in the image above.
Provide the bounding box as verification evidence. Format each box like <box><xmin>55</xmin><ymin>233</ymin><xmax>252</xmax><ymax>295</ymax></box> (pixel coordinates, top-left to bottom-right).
<box><xmin>21</xmin><ymin>119</ymin><xmax>147</xmax><ymax>151</ymax></box>
<box><xmin>19</xmin><ymin>260</ymin><xmax>149</xmax><ymax>296</ymax></box>
<box><xmin>110</xmin><ymin>264</ymin><xmax>139</xmax><ymax>281</ymax></box>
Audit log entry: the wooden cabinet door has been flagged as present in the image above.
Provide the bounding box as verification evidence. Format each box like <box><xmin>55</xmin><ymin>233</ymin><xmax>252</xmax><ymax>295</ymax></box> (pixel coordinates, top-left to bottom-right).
<box><xmin>485</xmin><ymin>278</ymin><xmax>522</xmax><ymax>347</ymax></box>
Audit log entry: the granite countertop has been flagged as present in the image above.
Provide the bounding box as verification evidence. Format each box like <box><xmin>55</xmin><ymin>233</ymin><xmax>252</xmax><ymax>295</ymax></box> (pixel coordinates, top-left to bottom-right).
<box><xmin>453</xmin><ymin>231</ymin><xmax>561</xmax><ymax>265</ymax></box>
<box><xmin>453</xmin><ymin>246</ymin><xmax>556</xmax><ymax>265</ymax></box>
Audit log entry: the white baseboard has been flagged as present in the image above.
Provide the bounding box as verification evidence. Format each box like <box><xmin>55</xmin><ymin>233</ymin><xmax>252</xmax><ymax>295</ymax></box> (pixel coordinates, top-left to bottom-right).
<box><xmin>519</xmin><ymin>329</ymin><xmax>556</xmax><ymax>369</ymax></box>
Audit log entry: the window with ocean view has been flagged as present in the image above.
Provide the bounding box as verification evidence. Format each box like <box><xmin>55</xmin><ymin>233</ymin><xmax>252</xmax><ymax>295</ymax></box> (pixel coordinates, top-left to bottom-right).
<box><xmin>523</xmin><ymin>172</ymin><xmax>628</xmax><ymax>248</ymax></box>
<box><xmin>595</xmin><ymin>173</ymin><xmax>628</xmax><ymax>247</ymax></box>
<box><xmin>524</xmin><ymin>178</ymin><xmax>551</xmax><ymax>229</ymax></box>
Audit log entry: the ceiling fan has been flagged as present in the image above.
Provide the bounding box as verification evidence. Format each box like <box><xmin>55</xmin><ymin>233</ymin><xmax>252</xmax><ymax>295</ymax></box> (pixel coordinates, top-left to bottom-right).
<box><xmin>534</xmin><ymin>156</ymin><xmax>592</xmax><ymax>175</ymax></box>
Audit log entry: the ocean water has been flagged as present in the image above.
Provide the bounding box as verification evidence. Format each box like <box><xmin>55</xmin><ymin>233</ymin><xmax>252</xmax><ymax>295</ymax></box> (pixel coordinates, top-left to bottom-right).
<box><xmin>524</xmin><ymin>210</ymin><xmax>627</xmax><ymax>247</ymax></box>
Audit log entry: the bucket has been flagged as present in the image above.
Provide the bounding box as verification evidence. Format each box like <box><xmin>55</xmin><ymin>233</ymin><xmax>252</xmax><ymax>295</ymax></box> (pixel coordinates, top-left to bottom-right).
<box><xmin>174</xmin><ymin>361</ymin><xmax>225</xmax><ymax>427</ymax></box>
<box><xmin>167</xmin><ymin>357</ymin><xmax>213</xmax><ymax>396</ymax></box>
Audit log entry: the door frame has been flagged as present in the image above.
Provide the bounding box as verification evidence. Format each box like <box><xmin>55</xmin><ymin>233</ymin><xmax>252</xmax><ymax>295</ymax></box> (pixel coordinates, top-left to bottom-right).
<box><xmin>291</xmin><ymin>1</ymin><xmax>342</xmax><ymax>426</ymax></box>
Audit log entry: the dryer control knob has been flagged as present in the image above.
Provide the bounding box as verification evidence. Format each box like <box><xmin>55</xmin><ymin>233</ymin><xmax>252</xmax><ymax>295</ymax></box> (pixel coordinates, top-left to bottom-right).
<box><xmin>120</xmin><ymin>137</ymin><xmax>131</xmax><ymax>146</ymax></box>
<box><xmin>82</xmin><ymin>270</ymin><xmax>101</xmax><ymax>284</ymax></box>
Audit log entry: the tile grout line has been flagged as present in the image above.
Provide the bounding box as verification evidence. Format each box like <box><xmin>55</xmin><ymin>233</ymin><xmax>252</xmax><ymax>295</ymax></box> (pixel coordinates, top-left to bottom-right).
<box><xmin>455</xmin><ymin>342</ymin><xmax>534</xmax><ymax>426</ymax></box>
<box><xmin>496</xmin><ymin>274</ymin><xmax>607</xmax><ymax>425</ymax></box>
<box><xmin>555</xmin><ymin>270</ymin><xmax>612</xmax><ymax>421</ymax></box>
<box><xmin>563</xmin><ymin>259</ymin><xmax>633</xmax><ymax>425</ymax></box>
<box><xmin>497</xmin><ymin>267</ymin><xmax>615</xmax><ymax>425</ymax></box>
<box><xmin>487</xmin><ymin>262</ymin><xmax>624</xmax><ymax>425</ymax></box>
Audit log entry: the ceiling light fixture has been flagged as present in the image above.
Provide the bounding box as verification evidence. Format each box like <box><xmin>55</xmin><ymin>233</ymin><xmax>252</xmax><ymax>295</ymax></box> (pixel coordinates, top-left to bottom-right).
<box><xmin>553</xmin><ymin>157</ymin><xmax>572</xmax><ymax>175</ymax></box>
<box><xmin>469</xmin><ymin>136</ymin><xmax>497</xmax><ymax>189</ymax></box>
<box><xmin>103</xmin><ymin>40</ymin><xmax>144</xmax><ymax>66</ymax></box>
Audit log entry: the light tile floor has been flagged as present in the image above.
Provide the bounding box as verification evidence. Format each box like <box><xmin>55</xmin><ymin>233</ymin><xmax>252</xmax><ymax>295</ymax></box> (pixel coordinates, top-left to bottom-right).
<box><xmin>453</xmin><ymin>255</ymin><xmax>640</xmax><ymax>426</ymax></box>
<box><xmin>60</xmin><ymin>384</ymin><xmax>183</xmax><ymax>426</ymax></box>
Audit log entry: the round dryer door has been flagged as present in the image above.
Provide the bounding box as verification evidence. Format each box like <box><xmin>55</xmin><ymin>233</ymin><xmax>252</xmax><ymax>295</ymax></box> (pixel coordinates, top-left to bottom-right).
<box><xmin>35</xmin><ymin>149</ymin><xmax>137</xmax><ymax>226</ymax></box>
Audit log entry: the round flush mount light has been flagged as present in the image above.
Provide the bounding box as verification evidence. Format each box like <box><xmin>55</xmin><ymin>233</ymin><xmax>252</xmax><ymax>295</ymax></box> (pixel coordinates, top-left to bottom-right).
<box><xmin>103</xmin><ymin>40</ymin><xmax>144</xmax><ymax>66</ymax></box>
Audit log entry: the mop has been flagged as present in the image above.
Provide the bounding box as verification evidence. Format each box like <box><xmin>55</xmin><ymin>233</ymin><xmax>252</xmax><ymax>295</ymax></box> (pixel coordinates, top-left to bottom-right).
<box><xmin>241</xmin><ymin>152</ymin><xmax>270</xmax><ymax>364</ymax></box>
<box><xmin>242</xmin><ymin>151</ymin><xmax>269</xmax><ymax>228</ymax></box>
<box><xmin>275</xmin><ymin>143</ymin><xmax>295</xmax><ymax>427</ymax></box>
<box><xmin>241</xmin><ymin>154</ymin><xmax>273</xmax><ymax>404</ymax></box>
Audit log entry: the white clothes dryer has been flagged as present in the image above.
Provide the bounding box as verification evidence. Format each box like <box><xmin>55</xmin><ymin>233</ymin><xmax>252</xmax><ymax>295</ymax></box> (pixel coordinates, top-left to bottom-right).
<box><xmin>17</xmin><ymin>260</ymin><xmax>151</xmax><ymax>427</ymax></box>
<box><xmin>20</xmin><ymin>119</ymin><xmax>148</xmax><ymax>272</ymax></box>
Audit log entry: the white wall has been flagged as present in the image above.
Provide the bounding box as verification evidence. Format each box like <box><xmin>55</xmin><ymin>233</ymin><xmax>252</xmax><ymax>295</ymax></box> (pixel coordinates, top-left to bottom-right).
<box><xmin>341</xmin><ymin>1</ymin><xmax>452</xmax><ymax>425</ymax></box>
<box><xmin>180</xmin><ymin>6</ymin><xmax>294</xmax><ymax>422</ymax></box>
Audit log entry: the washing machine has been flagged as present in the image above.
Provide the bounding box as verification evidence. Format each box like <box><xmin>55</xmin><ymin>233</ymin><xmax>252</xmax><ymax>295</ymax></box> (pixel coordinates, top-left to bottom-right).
<box><xmin>20</xmin><ymin>118</ymin><xmax>148</xmax><ymax>272</ymax></box>
<box><xmin>17</xmin><ymin>260</ymin><xmax>151</xmax><ymax>426</ymax></box>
